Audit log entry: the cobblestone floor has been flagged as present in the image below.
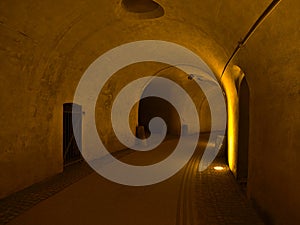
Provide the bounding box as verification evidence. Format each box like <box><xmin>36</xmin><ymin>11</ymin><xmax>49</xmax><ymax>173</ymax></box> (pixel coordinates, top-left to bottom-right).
<box><xmin>194</xmin><ymin>157</ymin><xmax>265</xmax><ymax>225</ymax></box>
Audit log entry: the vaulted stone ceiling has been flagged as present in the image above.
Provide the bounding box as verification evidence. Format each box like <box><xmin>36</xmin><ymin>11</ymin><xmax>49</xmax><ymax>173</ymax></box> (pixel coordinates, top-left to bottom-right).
<box><xmin>0</xmin><ymin>0</ymin><xmax>272</xmax><ymax>80</ymax></box>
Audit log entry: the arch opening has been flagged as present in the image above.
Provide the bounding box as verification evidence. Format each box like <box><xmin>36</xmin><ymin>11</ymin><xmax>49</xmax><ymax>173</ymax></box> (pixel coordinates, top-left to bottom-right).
<box><xmin>237</xmin><ymin>77</ymin><xmax>250</xmax><ymax>189</ymax></box>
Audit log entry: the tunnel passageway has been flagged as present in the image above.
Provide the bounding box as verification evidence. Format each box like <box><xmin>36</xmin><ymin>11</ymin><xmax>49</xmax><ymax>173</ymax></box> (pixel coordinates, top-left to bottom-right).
<box><xmin>0</xmin><ymin>0</ymin><xmax>299</xmax><ymax>224</ymax></box>
<box><xmin>1</xmin><ymin>136</ymin><xmax>264</xmax><ymax>225</ymax></box>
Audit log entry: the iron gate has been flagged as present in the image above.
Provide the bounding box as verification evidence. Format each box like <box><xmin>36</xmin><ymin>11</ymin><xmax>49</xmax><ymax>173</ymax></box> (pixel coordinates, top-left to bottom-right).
<box><xmin>63</xmin><ymin>103</ymin><xmax>82</xmax><ymax>166</ymax></box>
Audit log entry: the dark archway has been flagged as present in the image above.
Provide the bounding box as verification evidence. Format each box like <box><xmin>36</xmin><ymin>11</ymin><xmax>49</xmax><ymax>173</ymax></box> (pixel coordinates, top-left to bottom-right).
<box><xmin>237</xmin><ymin>77</ymin><xmax>250</xmax><ymax>184</ymax></box>
<box><xmin>138</xmin><ymin>97</ymin><xmax>181</xmax><ymax>138</ymax></box>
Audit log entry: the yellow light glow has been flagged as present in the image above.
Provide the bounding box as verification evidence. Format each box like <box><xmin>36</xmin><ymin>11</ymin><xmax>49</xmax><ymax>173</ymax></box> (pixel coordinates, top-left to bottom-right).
<box><xmin>214</xmin><ymin>166</ymin><xmax>225</xmax><ymax>171</ymax></box>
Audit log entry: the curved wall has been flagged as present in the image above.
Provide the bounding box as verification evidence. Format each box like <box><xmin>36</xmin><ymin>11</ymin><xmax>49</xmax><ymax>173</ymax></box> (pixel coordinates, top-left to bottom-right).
<box><xmin>0</xmin><ymin>1</ymin><xmax>299</xmax><ymax>225</ymax></box>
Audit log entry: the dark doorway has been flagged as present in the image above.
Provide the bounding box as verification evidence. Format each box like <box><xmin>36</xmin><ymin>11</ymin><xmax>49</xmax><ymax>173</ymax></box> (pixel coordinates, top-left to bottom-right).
<box><xmin>138</xmin><ymin>97</ymin><xmax>180</xmax><ymax>137</ymax></box>
<box><xmin>63</xmin><ymin>103</ymin><xmax>82</xmax><ymax>166</ymax></box>
<box><xmin>237</xmin><ymin>77</ymin><xmax>250</xmax><ymax>184</ymax></box>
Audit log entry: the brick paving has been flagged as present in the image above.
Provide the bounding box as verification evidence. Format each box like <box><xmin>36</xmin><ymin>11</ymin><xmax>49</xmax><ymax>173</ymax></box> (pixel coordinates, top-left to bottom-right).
<box><xmin>0</xmin><ymin>149</ymin><xmax>265</xmax><ymax>225</ymax></box>
<box><xmin>194</xmin><ymin>157</ymin><xmax>265</xmax><ymax>225</ymax></box>
<box><xmin>0</xmin><ymin>161</ymin><xmax>93</xmax><ymax>225</ymax></box>
<box><xmin>0</xmin><ymin>149</ymin><xmax>136</xmax><ymax>225</ymax></box>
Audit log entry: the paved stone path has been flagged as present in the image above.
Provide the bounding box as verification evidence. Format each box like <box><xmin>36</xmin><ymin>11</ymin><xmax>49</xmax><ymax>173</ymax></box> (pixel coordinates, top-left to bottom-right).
<box><xmin>0</xmin><ymin>141</ymin><xmax>265</xmax><ymax>225</ymax></box>
<box><xmin>194</xmin><ymin>157</ymin><xmax>264</xmax><ymax>225</ymax></box>
<box><xmin>0</xmin><ymin>162</ymin><xmax>93</xmax><ymax>225</ymax></box>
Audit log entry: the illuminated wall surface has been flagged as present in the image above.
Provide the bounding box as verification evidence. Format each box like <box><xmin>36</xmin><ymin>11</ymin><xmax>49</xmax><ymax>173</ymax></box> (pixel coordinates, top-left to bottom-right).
<box><xmin>0</xmin><ymin>0</ymin><xmax>299</xmax><ymax>225</ymax></box>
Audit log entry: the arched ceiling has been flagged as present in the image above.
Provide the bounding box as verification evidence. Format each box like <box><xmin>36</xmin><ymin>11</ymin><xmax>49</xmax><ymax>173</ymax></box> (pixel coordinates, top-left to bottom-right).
<box><xmin>0</xmin><ymin>0</ymin><xmax>278</xmax><ymax>125</ymax></box>
<box><xmin>0</xmin><ymin>0</ymin><xmax>272</xmax><ymax>80</ymax></box>
<box><xmin>0</xmin><ymin>0</ymin><xmax>279</xmax><ymax>133</ymax></box>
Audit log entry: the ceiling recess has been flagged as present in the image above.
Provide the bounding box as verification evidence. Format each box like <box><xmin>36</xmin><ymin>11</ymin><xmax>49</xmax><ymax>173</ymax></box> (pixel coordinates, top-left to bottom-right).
<box><xmin>122</xmin><ymin>0</ymin><xmax>164</xmax><ymax>18</ymax></box>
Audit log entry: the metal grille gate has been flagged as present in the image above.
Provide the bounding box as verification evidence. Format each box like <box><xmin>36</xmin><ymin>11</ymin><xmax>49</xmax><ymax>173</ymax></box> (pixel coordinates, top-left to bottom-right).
<box><xmin>63</xmin><ymin>103</ymin><xmax>82</xmax><ymax>166</ymax></box>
